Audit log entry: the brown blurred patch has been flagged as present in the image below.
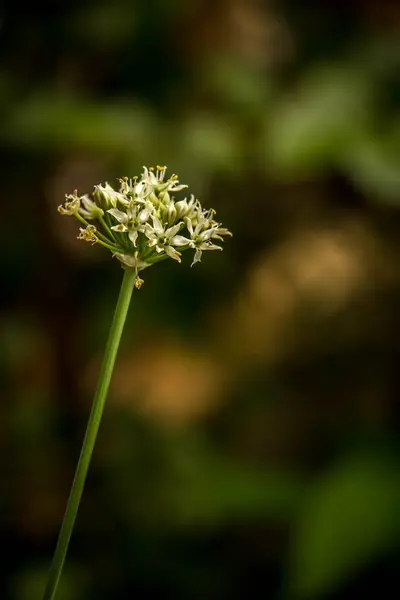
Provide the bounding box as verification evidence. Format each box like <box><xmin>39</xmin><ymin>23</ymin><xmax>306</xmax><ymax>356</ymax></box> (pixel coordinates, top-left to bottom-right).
<box><xmin>179</xmin><ymin>0</ymin><xmax>293</xmax><ymax>68</ymax></box>
<box><xmin>13</xmin><ymin>472</ymin><xmax>68</xmax><ymax>539</ymax></box>
<box><xmin>221</xmin><ymin>215</ymin><xmax>396</xmax><ymax>367</ymax></box>
<box><xmin>84</xmin><ymin>338</ymin><xmax>225</xmax><ymax>426</ymax></box>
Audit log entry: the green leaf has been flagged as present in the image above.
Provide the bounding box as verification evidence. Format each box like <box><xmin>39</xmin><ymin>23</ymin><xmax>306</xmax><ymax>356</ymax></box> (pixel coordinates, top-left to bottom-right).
<box><xmin>341</xmin><ymin>124</ymin><xmax>400</xmax><ymax>204</ymax></box>
<box><xmin>287</xmin><ymin>453</ymin><xmax>400</xmax><ymax>598</ymax></box>
<box><xmin>264</xmin><ymin>66</ymin><xmax>371</xmax><ymax>174</ymax></box>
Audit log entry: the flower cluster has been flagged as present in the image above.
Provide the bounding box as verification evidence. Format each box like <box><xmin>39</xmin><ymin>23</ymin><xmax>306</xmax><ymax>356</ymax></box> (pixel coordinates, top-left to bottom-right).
<box><xmin>58</xmin><ymin>166</ymin><xmax>231</xmax><ymax>285</ymax></box>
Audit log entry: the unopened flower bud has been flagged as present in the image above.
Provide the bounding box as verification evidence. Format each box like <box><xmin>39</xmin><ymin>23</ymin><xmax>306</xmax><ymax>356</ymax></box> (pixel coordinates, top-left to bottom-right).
<box><xmin>148</xmin><ymin>191</ymin><xmax>161</xmax><ymax>207</ymax></box>
<box><xmin>79</xmin><ymin>195</ymin><xmax>104</xmax><ymax>220</ymax></box>
<box><xmin>174</xmin><ymin>199</ymin><xmax>188</xmax><ymax>219</ymax></box>
<box><xmin>94</xmin><ymin>183</ymin><xmax>126</xmax><ymax>209</ymax></box>
<box><xmin>158</xmin><ymin>191</ymin><xmax>171</xmax><ymax>205</ymax></box>
<box><xmin>163</xmin><ymin>201</ymin><xmax>177</xmax><ymax>225</ymax></box>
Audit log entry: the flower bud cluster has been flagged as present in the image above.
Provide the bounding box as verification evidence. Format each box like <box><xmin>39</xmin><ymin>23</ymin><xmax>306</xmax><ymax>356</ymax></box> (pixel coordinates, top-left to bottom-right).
<box><xmin>58</xmin><ymin>166</ymin><xmax>232</xmax><ymax>281</ymax></box>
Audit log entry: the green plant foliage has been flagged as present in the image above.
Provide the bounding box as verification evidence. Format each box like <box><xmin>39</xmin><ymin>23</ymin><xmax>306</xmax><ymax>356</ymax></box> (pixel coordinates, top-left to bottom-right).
<box><xmin>1</xmin><ymin>0</ymin><xmax>399</xmax><ymax>598</ymax></box>
<box><xmin>287</xmin><ymin>453</ymin><xmax>400</xmax><ymax>598</ymax></box>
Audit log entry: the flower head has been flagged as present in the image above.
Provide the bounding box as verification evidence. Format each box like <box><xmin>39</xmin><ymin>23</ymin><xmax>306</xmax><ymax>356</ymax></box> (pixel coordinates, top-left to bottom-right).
<box><xmin>58</xmin><ymin>166</ymin><xmax>232</xmax><ymax>286</ymax></box>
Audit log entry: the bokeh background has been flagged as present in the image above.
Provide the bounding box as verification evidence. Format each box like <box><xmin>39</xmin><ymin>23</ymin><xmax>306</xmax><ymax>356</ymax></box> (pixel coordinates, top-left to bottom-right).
<box><xmin>1</xmin><ymin>1</ymin><xmax>400</xmax><ymax>598</ymax></box>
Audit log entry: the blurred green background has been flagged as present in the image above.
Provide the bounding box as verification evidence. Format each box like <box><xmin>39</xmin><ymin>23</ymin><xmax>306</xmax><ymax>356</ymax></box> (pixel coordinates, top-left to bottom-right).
<box><xmin>1</xmin><ymin>1</ymin><xmax>400</xmax><ymax>598</ymax></box>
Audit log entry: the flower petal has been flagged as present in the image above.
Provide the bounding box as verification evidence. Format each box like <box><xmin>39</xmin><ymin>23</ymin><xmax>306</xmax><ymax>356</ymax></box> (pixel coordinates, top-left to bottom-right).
<box><xmin>165</xmin><ymin>245</ymin><xmax>182</xmax><ymax>262</ymax></box>
<box><xmin>134</xmin><ymin>181</ymin><xmax>144</xmax><ymax>196</ymax></box>
<box><xmin>139</xmin><ymin>201</ymin><xmax>153</xmax><ymax>223</ymax></box>
<box><xmin>171</xmin><ymin>235</ymin><xmax>192</xmax><ymax>247</ymax></box>
<box><xmin>165</xmin><ymin>222</ymin><xmax>182</xmax><ymax>239</ymax></box>
<box><xmin>199</xmin><ymin>228</ymin><xmax>217</xmax><ymax>241</ymax></box>
<box><xmin>126</xmin><ymin>204</ymin><xmax>138</xmax><ymax>220</ymax></box>
<box><xmin>215</xmin><ymin>227</ymin><xmax>232</xmax><ymax>237</ymax></box>
<box><xmin>191</xmin><ymin>248</ymin><xmax>202</xmax><ymax>267</ymax></box>
<box><xmin>111</xmin><ymin>223</ymin><xmax>128</xmax><ymax>233</ymax></box>
<box><xmin>151</xmin><ymin>214</ymin><xmax>164</xmax><ymax>236</ymax></box>
<box><xmin>169</xmin><ymin>184</ymin><xmax>188</xmax><ymax>192</ymax></box>
<box><xmin>200</xmin><ymin>242</ymin><xmax>222</xmax><ymax>251</ymax></box>
<box><xmin>195</xmin><ymin>218</ymin><xmax>209</xmax><ymax>236</ymax></box>
<box><xmin>175</xmin><ymin>199</ymin><xmax>188</xmax><ymax>219</ymax></box>
<box><xmin>185</xmin><ymin>217</ymin><xmax>194</xmax><ymax>236</ymax></box>
<box><xmin>107</xmin><ymin>208</ymin><xmax>128</xmax><ymax>223</ymax></box>
<box><xmin>128</xmin><ymin>230</ymin><xmax>138</xmax><ymax>246</ymax></box>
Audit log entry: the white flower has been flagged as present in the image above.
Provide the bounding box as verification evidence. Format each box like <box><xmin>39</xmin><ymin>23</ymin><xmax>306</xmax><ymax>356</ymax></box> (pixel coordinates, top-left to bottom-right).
<box><xmin>145</xmin><ymin>215</ymin><xmax>190</xmax><ymax>262</ymax></box>
<box><xmin>142</xmin><ymin>166</ymin><xmax>165</xmax><ymax>186</ymax></box>
<box><xmin>142</xmin><ymin>166</ymin><xmax>188</xmax><ymax>194</ymax></box>
<box><xmin>118</xmin><ymin>177</ymin><xmax>154</xmax><ymax>202</ymax></box>
<box><xmin>107</xmin><ymin>200</ymin><xmax>153</xmax><ymax>246</ymax></box>
<box><xmin>185</xmin><ymin>216</ymin><xmax>232</xmax><ymax>266</ymax></box>
<box><xmin>133</xmin><ymin>179</ymin><xmax>154</xmax><ymax>200</ymax></box>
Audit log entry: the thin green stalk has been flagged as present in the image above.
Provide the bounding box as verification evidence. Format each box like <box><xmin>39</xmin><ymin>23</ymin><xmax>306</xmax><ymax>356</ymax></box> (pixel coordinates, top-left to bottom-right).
<box><xmin>75</xmin><ymin>213</ymin><xmax>117</xmax><ymax>247</ymax></box>
<box><xmin>96</xmin><ymin>237</ymin><xmax>124</xmax><ymax>253</ymax></box>
<box><xmin>42</xmin><ymin>267</ymin><xmax>136</xmax><ymax>600</ymax></box>
<box><xmin>99</xmin><ymin>214</ymin><xmax>119</xmax><ymax>244</ymax></box>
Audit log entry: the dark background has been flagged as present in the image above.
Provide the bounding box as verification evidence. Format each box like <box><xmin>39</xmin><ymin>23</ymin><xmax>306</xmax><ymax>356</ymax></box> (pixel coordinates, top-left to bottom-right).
<box><xmin>1</xmin><ymin>1</ymin><xmax>399</xmax><ymax>599</ymax></box>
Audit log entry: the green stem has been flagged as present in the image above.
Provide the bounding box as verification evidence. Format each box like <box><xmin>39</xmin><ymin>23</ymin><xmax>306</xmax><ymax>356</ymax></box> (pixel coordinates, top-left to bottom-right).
<box><xmin>96</xmin><ymin>238</ymin><xmax>124</xmax><ymax>253</ymax></box>
<box><xmin>99</xmin><ymin>214</ymin><xmax>119</xmax><ymax>244</ymax></box>
<box><xmin>75</xmin><ymin>213</ymin><xmax>115</xmax><ymax>247</ymax></box>
<box><xmin>42</xmin><ymin>267</ymin><xmax>136</xmax><ymax>600</ymax></box>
